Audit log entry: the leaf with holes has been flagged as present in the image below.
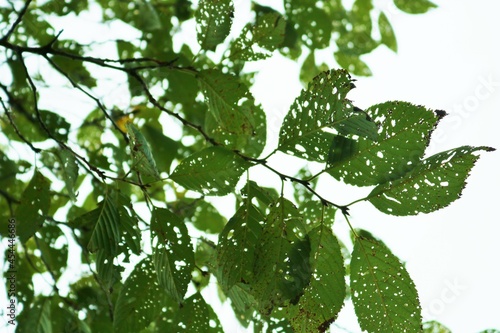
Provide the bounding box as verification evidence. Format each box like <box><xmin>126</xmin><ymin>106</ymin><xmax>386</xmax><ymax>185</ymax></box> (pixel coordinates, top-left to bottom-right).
<box><xmin>16</xmin><ymin>171</ymin><xmax>51</xmax><ymax>243</ymax></box>
<box><xmin>126</xmin><ymin>122</ymin><xmax>161</xmax><ymax>180</ymax></box>
<box><xmin>87</xmin><ymin>192</ymin><xmax>120</xmax><ymax>256</ymax></box>
<box><xmin>170</xmin><ymin>146</ymin><xmax>250</xmax><ymax>196</ymax></box>
<box><xmin>217</xmin><ymin>203</ymin><xmax>263</xmax><ymax>291</ymax></box>
<box><xmin>286</xmin><ymin>225</ymin><xmax>346</xmax><ymax>332</ymax></box>
<box><xmin>55</xmin><ymin>148</ymin><xmax>79</xmax><ymax>201</ymax></box>
<box><xmin>196</xmin><ymin>0</ymin><xmax>233</xmax><ymax>51</ymax></box>
<box><xmin>351</xmin><ymin>237</ymin><xmax>422</xmax><ymax>333</ymax></box>
<box><xmin>229</xmin><ymin>11</ymin><xmax>286</xmax><ymax>62</ymax></box>
<box><xmin>252</xmin><ymin>198</ymin><xmax>310</xmax><ymax>315</ymax></box>
<box><xmin>151</xmin><ymin>207</ymin><xmax>194</xmax><ymax>303</ymax></box>
<box><xmin>394</xmin><ymin>0</ymin><xmax>437</xmax><ymax>14</ymax></box>
<box><xmin>172</xmin><ymin>293</ymin><xmax>223</xmax><ymax>332</ymax></box>
<box><xmin>327</xmin><ymin>101</ymin><xmax>444</xmax><ymax>186</ymax></box>
<box><xmin>367</xmin><ymin>146</ymin><xmax>495</xmax><ymax>216</ymax></box>
<box><xmin>113</xmin><ymin>257</ymin><xmax>171</xmax><ymax>333</ymax></box>
<box><xmin>278</xmin><ymin>69</ymin><xmax>376</xmax><ymax>162</ymax></box>
<box><xmin>284</xmin><ymin>0</ymin><xmax>332</xmax><ymax>49</ymax></box>
<box><xmin>198</xmin><ymin>69</ymin><xmax>266</xmax><ymax>156</ymax></box>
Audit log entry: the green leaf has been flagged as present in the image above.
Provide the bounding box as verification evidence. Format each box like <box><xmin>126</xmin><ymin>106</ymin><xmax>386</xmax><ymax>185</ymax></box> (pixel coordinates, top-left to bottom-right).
<box><xmin>198</xmin><ymin>69</ymin><xmax>266</xmax><ymax>156</ymax></box>
<box><xmin>284</xmin><ymin>1</ymin><xmax>332</xmax><ymax>48</ymax></box>
<box><xmin>367</xmin><ymin>146</ymin><xmax>494</xmax><ymax>215</ymax></box>
<box><xmin>126</xmin><ymin>122</ymin><xmax>161</xmax><ymax>180</ymax></box>
<box><xmin>170</xmin><ymin>146</ymin><xmax>250</xmax><ymax>196</ymax></box>
<box><xmin>36</xmin><ymin>225</ymin><xmax>68</xmax><ymax>280</ymax></box>
<box><xmin>50</xmin><ymin>297</ymin><xmax>92</xmax><ymax>333</ymax></box>
<box><xmin>252</xmin><ymin>198</ymin><xmax>310</xmax><ymax>314</ymax></box>
<box><xmin>113</xmin><ymin>257</ymin><xmax>171</xmax><ymax>333</ymax></box>
<box><xmin>299</xmin><ymin>51</ymin><xmax>329</xmax><ymax>87</ymax></box>
<box><xmin>114</xmin><ymin>192</ymin><xmax>141</xmax><ymax>257</ymax></box>
<box><xmin>278</xmin><ymin>69</ymin><xmax>376</xmax><ymax>162</ymax></box>
<box><xmin>196</xmin><ymin>0</ymin><xmax>234</xmax><ymax>50</ymax></box>
<box><xmin>17</xmin><ymin>296</ymin><xmax>52</xmax><ymax>333</ymax></box>
<box><xmin>217</xmin><ymin>203</ymin><xmax>264</xmax><ymax>291</ymax></box>
<box><xmin>351</xmin><ymin>237</ymin><xmax>421</xmax><ymax>332</ymax></box>
<box><xmin>379</xmin><ymin>12</ymin><xmax>397</xmax><ymax>52</ymax></box>
<box><xmin>55</xmin><ymin>148</ymin><xmax>79</xmax><ymax>201</ymax></box>
<box><xmin>16</xmin><ymin>171</ymin><xmax>51</xmax><ymax>243</ymax></box>
<box><xmin>423</xmin><ymin>320</ymin><xmax>452</xmax><ymax>333</ymax></box>
<box><xmin>228</xmin><ymin>12</ymin><xmax>286</xmax><ymax>63</ymax></box>
<box><xmin>172</xmin><ymin>293</ymin><xmax>223</xmax><ymax>332</ymax></box>
<box><xmin>151</xmin><ymin>207</ymin><xmax>194</xmax><ymax>303</ymax></box>
<box><xmin>241</xmin><ymin>180</ymin><xmax>279</xmax><ymax>212</ymax></box>
<box><xmin>326</xmin><ymin>101</ymin><xmax>443</xmax><ymax>186</ymax></box>
<box><xmin>191</xmin><ymin>200</ymin><xmax>226</xmax><ymax>233</ymax></box>
<box><xmin>286</xmin><ymin>225</ymin><xmax>346</xmax><ymax>332</ymax></box>
<box><xmin>136</xmin><ymin>0</ymin><xmax>162</xmax><ymax>31</ymax></box>
<box><xmin>87</xmin><ymin>191</ymin><xmax>121</xmax><ymax>256</ymax></box>
<box><xmin>334</xmin><ymin>52</ymin><xmax>372</xmax><ymax>76</ymax></box>
<box><xmin>394</xmin><ymin>0</ymin><xmax>437</xmax><ymax>14</ymax></box>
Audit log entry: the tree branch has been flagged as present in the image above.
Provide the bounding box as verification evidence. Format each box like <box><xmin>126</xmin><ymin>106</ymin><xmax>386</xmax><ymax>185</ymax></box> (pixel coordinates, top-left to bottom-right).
<box><xmin>0</xmin><ymin>0</ymin><xmax>33</xmax><ymax>43</ymax></box>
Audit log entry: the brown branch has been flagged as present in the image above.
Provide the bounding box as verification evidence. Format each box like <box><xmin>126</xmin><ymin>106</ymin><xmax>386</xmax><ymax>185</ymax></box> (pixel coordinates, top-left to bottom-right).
<box><xmin>0</xmin><ymin>95</ymin><xmax>41</xmax><ymax>153</ymax></box>
<box><xmin>0</xmin><ymin>0</ymin><xmax>33</xmax><ymax>43</ymax></box>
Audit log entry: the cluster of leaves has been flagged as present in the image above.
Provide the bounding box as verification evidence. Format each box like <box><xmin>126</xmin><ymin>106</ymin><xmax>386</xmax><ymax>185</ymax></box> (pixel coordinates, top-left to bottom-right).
<box><xmin>0</xmin><ymin>1</ymin><xmax>497</xmax><ymax>333</ymax></box>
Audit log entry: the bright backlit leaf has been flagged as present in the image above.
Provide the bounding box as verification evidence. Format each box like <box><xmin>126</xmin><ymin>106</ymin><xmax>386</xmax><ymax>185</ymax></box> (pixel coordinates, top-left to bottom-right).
<box><xmin>379</xmin><ymin>12</ymin><xmax>397</xmax><ymax>52</ymax></box>
<box><xmin>351</xmin><ymin>237</ymin><xmax>422</xmax><ymax>332</ymax></box>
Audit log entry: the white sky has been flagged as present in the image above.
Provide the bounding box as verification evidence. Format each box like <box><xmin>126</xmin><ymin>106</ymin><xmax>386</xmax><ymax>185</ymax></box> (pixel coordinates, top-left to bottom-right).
<box><xmin>1</xmin><ymin>0</ymin><xmax>499</xmax><ymax>332</ymax></box>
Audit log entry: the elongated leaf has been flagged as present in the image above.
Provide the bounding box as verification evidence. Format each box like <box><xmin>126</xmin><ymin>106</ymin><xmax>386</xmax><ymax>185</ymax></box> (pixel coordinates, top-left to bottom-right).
<box><xmin>151</xmin><ymin>207</ymin><xmax>194</xmax><ymax>303</ymax></box>
<box><xmin>379</xmin><ymin>12</ymin><xmax>397</xmax><ymax>52</ymax></box>
<box><xmin>351</xmin><ymin>237</ymin><xmax>421</xmax><ymax>333</ymax></box>
<box><xmin>368</xmin><ymin>146</ymin><xmax>494</xmax><ymax>216</ymax></box>
<box><xmin>126</xmin><ymin>122</ymin><xmax>161</xmax><ymax>180</ymax></box>
<box><xmin>114</xmin><ymin>257</ymin><xmax>171</xmax><ymax>333</ymax></box>
<box><xmin>286</xmin><ymin>225</ymin><xmax>346</xmax><ymax>332</ymax></box>
<box><xmin>17</xmin><ymin>296</ymin><xmax>52</xmax><ymax>333</ymax></box>
<box><xmin>170</xmin><ymin>146</ymin><xmax>250</xmax><ymax>196</ymax></box>
<box><xmin>115</xmin><ymin>192</ymin><xmax>141</xmax><ymax>257</ymax></box>
<box><xmin>55</xmin><ymin>148</ymin><xmax>79</xmax><ymax>201</ymax></box>
<box><xmin>198</xmin><ymin>69</ymin><xmax>266</xmax><ymax>156</ymax></box>
<box><xmin>196</xmin><ymin>0</ymin><xmax>233</xmax><ymax>50</ymax></box>
<box><xmin>327</xmin><ymin>101</ymin><xmax>444</xmax><ymax>186</ymax></box>
<box><xmin>252</xmin><ymin>198</ymin><xmax>310</xmax><ymax>314</ymax></box>
<box><xmin>16</xmin><ymin>171</ymin><xmax>51</xmax><ymax>243</ymax></box>
<box><xmin>173</xmin><ymin>293</ymin><xmax>223</xmax><ymax>332</ymax></box>
<box><xmin>87</xmin><ymin>192</ymin><xmax>120</xmax><ymax>256</ymax></box>
<box><xmin>217</xmin><ymin>203</ymin><xmax>264</xmax><ymax>291</ymax></box>
<box><xmin>394</xmin><ymin>0</ymin><xmax>437</xmax><ymax>14</ymax></box>
<box><xmin>279</xmin><ymin>69</ymin><xmax>376</xmax><ymax>162</ymax></box>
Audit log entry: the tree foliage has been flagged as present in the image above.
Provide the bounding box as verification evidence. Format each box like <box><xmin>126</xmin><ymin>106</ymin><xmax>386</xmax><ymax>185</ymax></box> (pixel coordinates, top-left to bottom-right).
<box><xmin>0</xmin><ymin>0</ymin><xmax>496</xmax><ymax>332</ymax></box>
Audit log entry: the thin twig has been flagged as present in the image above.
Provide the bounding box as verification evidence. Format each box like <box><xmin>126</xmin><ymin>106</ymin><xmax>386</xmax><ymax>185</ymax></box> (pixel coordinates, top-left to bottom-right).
<box><xmin>0</xmin><ymin>0</ymin><xmax>33</xmax><ymax>42</ymax></box>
